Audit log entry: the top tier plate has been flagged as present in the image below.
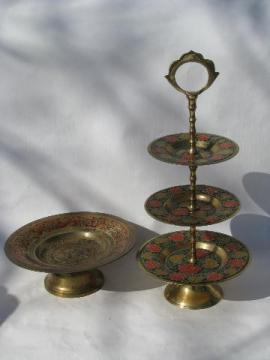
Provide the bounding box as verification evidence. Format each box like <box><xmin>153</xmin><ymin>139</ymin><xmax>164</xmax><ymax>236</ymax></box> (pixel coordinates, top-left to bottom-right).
<box><xmin>148</xmin><ymin>133</ymin><xmax>239</xmax><ymax>166</ymax></box>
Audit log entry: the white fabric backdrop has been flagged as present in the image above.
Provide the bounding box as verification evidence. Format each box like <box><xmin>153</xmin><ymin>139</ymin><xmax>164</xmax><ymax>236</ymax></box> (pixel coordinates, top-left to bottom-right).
<box><xmin>0</xmin><ymin>1</ymin><xmax>270</xmax><ymax>359</ymax></box>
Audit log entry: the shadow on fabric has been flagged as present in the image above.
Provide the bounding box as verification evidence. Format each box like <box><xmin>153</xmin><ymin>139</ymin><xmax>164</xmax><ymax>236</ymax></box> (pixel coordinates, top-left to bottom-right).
<box><xmin>223</xmin><ymin>172</ymin><xmax>270</xmax><ymax>301</ymax></box>
<box><xmin>101</xmin><ymin>221</ymin><xmax>163</xmax><ymax>292</ymax></box>
<box><xmin>0</xmin><ymin>286</ymin><xmax>19</xmax><ymax>326</ymax></box>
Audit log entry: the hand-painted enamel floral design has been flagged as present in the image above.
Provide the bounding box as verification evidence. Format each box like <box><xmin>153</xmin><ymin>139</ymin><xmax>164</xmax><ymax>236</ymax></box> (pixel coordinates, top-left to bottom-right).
<box><xmin>5</xmin><ymin>212</ymin><xmax>134</xmax><ymax>273</ymax></box>
<box><xmin>138</xmin><ymin>230</ymin><xmax>249</xmax><ymax>285</ymax></box>
<box><xmin>148</xmin><ymin>133</ymin><xmax>239</xmax><ymax>166</ymax></box>
<box><xmin>138</xmin><ymin>51</ymin><xmax>250</xmax><ymax>309</ymax></box>
<box><xmin>145</xmin><ymin>185</ymin><xmax>240</xmax><ymax>226</ymax></box>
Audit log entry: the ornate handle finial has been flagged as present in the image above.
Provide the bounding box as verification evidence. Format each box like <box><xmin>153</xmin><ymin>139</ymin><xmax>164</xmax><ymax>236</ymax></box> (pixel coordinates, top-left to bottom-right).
<box><xmin>165</xmin><ymin>50</ymin><xmax>219</xmax><ymax>96</ymax></box>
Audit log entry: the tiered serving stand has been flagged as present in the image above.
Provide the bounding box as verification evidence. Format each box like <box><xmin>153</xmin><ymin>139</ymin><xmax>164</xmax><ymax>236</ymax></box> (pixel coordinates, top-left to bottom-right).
<box><xmin>138</xmin><ymin>51</ymin><xmax>250</xmax><ymax>309</ymax></box>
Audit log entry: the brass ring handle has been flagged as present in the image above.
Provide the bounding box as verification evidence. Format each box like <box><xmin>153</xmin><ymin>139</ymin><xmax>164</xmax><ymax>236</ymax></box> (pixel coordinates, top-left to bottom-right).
<box><xmin>165</xmin><ymin>50</ymin><xmax>219</xmax><ymax>96</ymax></box>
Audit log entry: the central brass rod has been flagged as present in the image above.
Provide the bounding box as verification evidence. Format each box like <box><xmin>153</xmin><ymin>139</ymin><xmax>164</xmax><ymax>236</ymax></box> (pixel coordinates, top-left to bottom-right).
<box><xmin>189</xmin><ymin>225</ymin><xmax>197</xmax><ymax>264</ymax></box>
<box><xmin>187</xmin><ymin>94</ymin><xmax>198</xmax><ymax>264</ymax></box>
<box><xmin>188</xmin><ymin>94</ymin><xmax>197</xmax><ymax>156</ymax></box>
<box><xmin>189</xmin><ymin>164</ymin><xmax>197</xmax><ymax>212</ymax></box>
<box><xmin>187</xmin><ymin>94</ymin><xmax>198</xmax><ymax>212</ymax></box>
<box><xmin>189</xmin><ymin>164</ymin><xmax>197</xmax><ymax>263</ymax></box>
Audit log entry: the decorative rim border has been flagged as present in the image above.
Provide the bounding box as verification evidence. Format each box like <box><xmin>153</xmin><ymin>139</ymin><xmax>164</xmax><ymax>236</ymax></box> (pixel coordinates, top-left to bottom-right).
<box><xmin>4</xmin><ymin>212</ymin><xmax>135</xmax><ymax>274</ymax></box>
<box><xmin>145</xmin><ymin>185</ymin><xmax>240</xmax><ymax>227</ymax></box>
<box><xmin>148</xmin><ymin>133</ymin><xmax>239</xmax><ymax>166</ymax></box>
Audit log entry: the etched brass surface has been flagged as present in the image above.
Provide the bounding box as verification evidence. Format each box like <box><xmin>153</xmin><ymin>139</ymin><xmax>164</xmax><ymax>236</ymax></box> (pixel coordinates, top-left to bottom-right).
<box><xmin>148</xmin><ymin>133</ymin><xmax>239</xmax><ymax>166</ymax></box>
<box><xmin>29</xmin><ymin>229</ymin><xmax>114</xmax><ymax>272</ymax></box>
<box><xmin>137</xmin><ymin>230</ymin><xmax>249</xmax><ymax>286</ymax></box>
<box><xmin>145</xmin><ymin>185</ymin><xmax>240</xmax><ymax>226</ymax></box>
<box><xmin>5</xmin><ymin>212</ymin><xmax>135</xmax><ymax>274</ymax></box>
<box><xmin>5</xmin><ymin>212</ymin><xmax>135</xmax><ymax>298</ymax></box>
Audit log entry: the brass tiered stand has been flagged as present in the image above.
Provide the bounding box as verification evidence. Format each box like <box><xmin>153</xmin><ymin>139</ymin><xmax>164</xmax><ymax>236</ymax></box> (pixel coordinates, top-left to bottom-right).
<box><xmin>138</xmin><ymin>51</ymin><xmax>249</xmax><ymax>309</ymax></box>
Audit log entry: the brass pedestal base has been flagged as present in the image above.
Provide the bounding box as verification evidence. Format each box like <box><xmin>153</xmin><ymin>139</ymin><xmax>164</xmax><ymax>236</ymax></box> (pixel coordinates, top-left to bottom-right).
<box><xmin>164</xmin><ymin>283</ymin><xmax>223</xmax><ymax>310</ymax></box>
<box><xmin>44</xmin><ymin>269</ymin><xmax>104</xmax><ymax>298</ymax></box>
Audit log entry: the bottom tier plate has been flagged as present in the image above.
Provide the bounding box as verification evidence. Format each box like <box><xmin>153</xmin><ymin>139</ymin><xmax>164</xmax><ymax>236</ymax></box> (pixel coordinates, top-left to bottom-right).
<box><xmin>138</xmin><ymin>230</ymin><xmax>249</xmax><ymax>286</ymax></box>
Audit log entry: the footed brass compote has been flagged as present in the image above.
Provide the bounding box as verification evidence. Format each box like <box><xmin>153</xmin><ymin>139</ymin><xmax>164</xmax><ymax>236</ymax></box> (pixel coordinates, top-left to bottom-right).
<box><xmin>138</xmin><ymin>51</ymin><xmax>249</xmax><ymax>309</ymax></box>
<box><xmin>5</xmin><ymin>212</ymin><xmax>135</xmax><ymax>298</ymax></box>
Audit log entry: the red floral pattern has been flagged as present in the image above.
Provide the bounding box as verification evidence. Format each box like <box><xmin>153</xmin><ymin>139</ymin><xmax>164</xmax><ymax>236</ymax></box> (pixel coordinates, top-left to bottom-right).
<box><xmin>145</xmin><ymin>260</ymin><xmax>160</xmax><ymax>270</ymax></box>
<box><xmin>196</xmin><ymin>249</ymin><xmax>209</xmax><ymax>258</ymax></box>
<box><xmin>223</xmin><ymin>201</ymin><xmax>239</xmax><ymax>208</ymax></box>
<box><xmin>165</xmin><ymin>135</ymin><xmax>178</xmax><ymax>143</ymax></box>
<box><xmin>146</xmin><ymin>243</ymin><xmax>161</xmax><ymax>253</ymax></box>
<box><xmin>178</xmin><ymin>263</ymin><xmax>201</xmax><ymax>273</ymax></box>
<box><xmin>202</xmin><ymin>232</ymin><xmax>216</xmax><ymax>241</ymax></box>
<box><xmin>180</xmin><ymin>153</ymin><xmax>193</xmax><ymax>162</ymax></box>
<box><xmin>206</xmin><ymin>187</ymin><xmax>219</xmax><ymax>195</ymax></box>
<box><xmin>145</xmin><ymin>185</ymin><xmax>240</xmax><ymax>227</ymax></box>
<box><xmin>197</xmin><ymin>134</ymin><xmax>210</xmax><ymax>141</ymax></box>
<box><xmin>148</xmin><ymin>200</ymin><xmax>161</xmax><ymax>208</ymax></box>
<box><xmin>170</xmin><ymin>187</ymin><xmax>182</xmax><ymax>194</ymax></box>
<box><xmin>169</xmin><ymin>273</ymin><xmax>187</xmax><ymax>281</ymax></box>
<box><xmin>169</xmin><ymin>232</ymin><xmax>184</xmax><ymax>241</ymax></box>
<box><xmin>212</xmin><ymin>154</ymin><xmax>224</xmax><ymax>161</ymax></box>
<box><xmin>207</xmin><ymin>272</ymin><xmax>224</xmax><ymax>281</ymax></box>
<box><xmin>226</xmin><ymin>243</ymin><xmax>241</xmax><ymax>252</ymax></box>
<box><xmin>148</xmin><ymin>133</ymin><xmax>239</xmax><ymax>166</ymax></box>
<box><xmin>220</xmin><ymin>142</ymin><xmax>234</xmax><ymax>149</ymax></box>
<box><xmin>173</xmin><ymin>208</ymin><xmax>189</xmax><ymax>216</ymax></box>
<box><xmin>228</xmin><ymin>258</ymin><xmax>246</xmax><ymax>267</ymax></box>
<box><xmin>138</xmin><ymin>230</ymin><xmax>249</xmax><ymax>285</ymax></box>
<box><xmin>5</xmin><ymin>212</ymin><xmax>134</xmax><ymax>273</ymax></box>
<box><xmin>206</xmin><ymin>215</ymin><xmax>219</xmax><ymax>223</ymax></box>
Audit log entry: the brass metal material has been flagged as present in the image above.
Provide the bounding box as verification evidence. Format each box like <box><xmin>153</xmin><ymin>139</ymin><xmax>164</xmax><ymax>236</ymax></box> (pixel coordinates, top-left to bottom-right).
<box><xmin>188</xmin><ymin>95</ymin><xmax>197</xmax><ymax>156</ymax></box>
<box><xmin>5</xmin><ymin>212</ymin><xmax>135</xmax><ymax>297</ymax></box>
<box><xmin>187</xmin><ymin>94</ymin><xmax>198</xmax><ymax>263</ymax></box>
<box><xmin>189</xmin><ymin>225</ymin><xmax>197</xmax><ymax>264</ymax></box>
<box><xmin>140</xmin><ymin>50</ymin><xmax>249</xmax><ymax>309</ymax></box>
<box><xmin>5</xmin><ymin>212</ymin><xmax>135</xmax><ymax>273</ymax></box>
<box><xmin>28</xmin><ymin>229</ymin><xmax>116</xmax><ymax>273</ymax></box>
<box><xmin>145</xmin><ymin>185</ymin><xmax>240</xmax><ymax>227</ymax></box>
<box><xmin>165</xmin><ymin>51</ymin><xmax>219</xmax><ymax>268</ymax></box>
<box><xmin>148</xmin><ymin>133</ymin><xmax>239</xmax><ymax>166</ymax></box>
<box><xmin>188</xmin><ymin>95</ymin><xmax>198</xmax><ymax>213</ymax></box>
<box><xmin>138</xmin><ymin>230</ymin><xmax>249</xmax><ymax>286</ymax></box>
<box><xmin>165</xmin><ymin>51</ymin><xmax>219</xmax><ymax>96</ymax></box>
<box><xmin>164</xmin><ymin>284</ymin><xmax>223</xmax><ymax>310</ymax></box>
<box><xmin>189</xmin><ymin>165</ymin><xmax>198</xmax><ymax>212</ymax></box>
<box><xmin>44</xmin><ymin>270</ymin><xmax>104</xmax><ymax>298</ymax></box>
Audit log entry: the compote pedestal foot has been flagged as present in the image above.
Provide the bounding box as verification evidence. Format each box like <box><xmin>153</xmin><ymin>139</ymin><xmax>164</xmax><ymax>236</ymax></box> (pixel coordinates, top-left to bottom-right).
<box><xmin>44</xmin><ymin>270</ymin><xmax>104</xmax><ymax>298</ymax></box>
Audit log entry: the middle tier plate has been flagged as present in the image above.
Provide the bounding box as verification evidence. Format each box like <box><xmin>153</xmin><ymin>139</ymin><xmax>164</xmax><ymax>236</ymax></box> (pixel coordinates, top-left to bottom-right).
<box><xmin>145</xmin><ymin>185</ymin><xmax>240</xmax><ymax>226</ymax></box>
